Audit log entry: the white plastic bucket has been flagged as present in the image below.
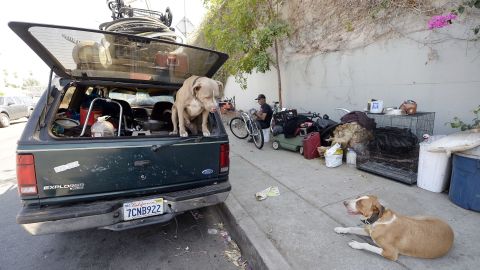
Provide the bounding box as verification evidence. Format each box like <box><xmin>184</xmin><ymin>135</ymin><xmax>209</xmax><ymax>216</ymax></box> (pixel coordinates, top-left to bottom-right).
<box><xmin>417</xmin><ymin>135</ymin><xmax>451</xmax><ymax>192</ymax></box>
<box><xmin>325</xmin><ymin>154</ymin><xmax>343</xmax><ymax>168</ymax></box>
<box><xmin>262</xmin><ymin>128</ymin><xmax>270</xmax><ymax>143</ymax></box>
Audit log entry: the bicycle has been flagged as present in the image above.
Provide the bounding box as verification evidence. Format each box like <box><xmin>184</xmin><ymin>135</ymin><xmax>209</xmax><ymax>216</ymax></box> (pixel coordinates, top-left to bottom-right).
<box><xmin>229</xmin><ymin>110</ymin><xmax>264</xmax><ymax>149</ymax></box>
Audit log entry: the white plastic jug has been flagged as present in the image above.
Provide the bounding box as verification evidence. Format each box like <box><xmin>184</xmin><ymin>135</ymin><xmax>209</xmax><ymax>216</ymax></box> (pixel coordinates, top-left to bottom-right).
<box><xmin>262</xmin><ymin>128</ymin><xmax>270</xmax><ymax>143</ymax></box>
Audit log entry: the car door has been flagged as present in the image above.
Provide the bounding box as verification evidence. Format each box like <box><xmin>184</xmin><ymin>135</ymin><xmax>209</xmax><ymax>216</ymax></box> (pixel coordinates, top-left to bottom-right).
<box><xmin>5</xmin><ymin>97</ymin><xmax>22</xmax><ymax>119</ymax></box>
<box><xmin>13</xmin><ymin>97</ymin><xmax>29</xmax><ymax>118</ymax></box>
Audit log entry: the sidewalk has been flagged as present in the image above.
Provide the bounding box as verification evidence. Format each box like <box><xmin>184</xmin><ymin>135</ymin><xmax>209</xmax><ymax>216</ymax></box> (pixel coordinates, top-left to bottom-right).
<box><xmin>225</xmin><ymin>132</ymin><xmax>480</xmax><ymax>270</ymax></box>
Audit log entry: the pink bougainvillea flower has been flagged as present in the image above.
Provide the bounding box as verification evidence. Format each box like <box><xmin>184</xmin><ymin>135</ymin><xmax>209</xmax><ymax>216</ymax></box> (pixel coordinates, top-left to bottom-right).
<box><xmin>428</xmin><ymin>13</ymin><xmax>457</xmax><ymax>29</ymax></box>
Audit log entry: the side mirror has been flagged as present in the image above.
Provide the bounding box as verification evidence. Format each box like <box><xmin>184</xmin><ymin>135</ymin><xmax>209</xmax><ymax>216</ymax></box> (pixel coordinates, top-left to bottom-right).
<box><xmin>7</xmin><ymin>102</ymin><xmax>14</xmax><ymax>106</ymax></box>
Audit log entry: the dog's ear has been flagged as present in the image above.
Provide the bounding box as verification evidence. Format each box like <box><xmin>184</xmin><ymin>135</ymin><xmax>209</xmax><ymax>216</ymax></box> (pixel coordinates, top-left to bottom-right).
<box><xmin>215</xmin><ymin>80</ymin><xmax>224</xmax><ymax>98</ymax></box>
<box><xmin>185</xmin><ymin>75</ymin><xmax>200</xmax><ymax>96</ymax></box>
<box><xmin>356</xmin><ymin>199</ymin><xmax>374</xmax><ymax>218</ymax></box>
<box><xmin>191</xmin><ymin>82</ymin><xmax>201</xmax><ymax>97</ymax></box>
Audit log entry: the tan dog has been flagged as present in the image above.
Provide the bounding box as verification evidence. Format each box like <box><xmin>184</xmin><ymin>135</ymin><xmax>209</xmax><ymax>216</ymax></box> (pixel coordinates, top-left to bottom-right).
<box><xmin>170</xmin><ymin>76</ymin><xmax>223</xmax><ymax>137</ymax></box>
<box><xmin>334</xmin><ymin>195</ymin><xmax>454</xmax><ymax>261</ymax></box>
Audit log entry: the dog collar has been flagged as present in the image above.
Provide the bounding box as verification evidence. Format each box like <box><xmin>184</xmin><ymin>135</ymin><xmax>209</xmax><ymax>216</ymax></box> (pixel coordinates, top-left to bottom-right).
<box><xmin>361</xmin><ymin>206</ymin><xmax>385</xmax><ymax>225</ymax></box>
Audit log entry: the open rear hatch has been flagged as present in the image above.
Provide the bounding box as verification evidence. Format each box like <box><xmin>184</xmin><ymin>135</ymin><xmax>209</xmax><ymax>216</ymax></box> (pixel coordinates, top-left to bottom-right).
<box><xmin>8</xmin><ymin>21</ymin><xmax>228</xmax><ymax>84</ymax></box>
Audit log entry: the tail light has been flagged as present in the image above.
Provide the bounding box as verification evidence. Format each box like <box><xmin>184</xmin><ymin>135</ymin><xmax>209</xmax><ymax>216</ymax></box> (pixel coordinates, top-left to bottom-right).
<box><xmin>16</xmin><ymin>154</ymin><xmax>37</xmax><ymax>195</ymax></box>
<box><xmin>219</xmin><ymin>143</ymin><xmax>229</xmax><ymax>173</ymax></box>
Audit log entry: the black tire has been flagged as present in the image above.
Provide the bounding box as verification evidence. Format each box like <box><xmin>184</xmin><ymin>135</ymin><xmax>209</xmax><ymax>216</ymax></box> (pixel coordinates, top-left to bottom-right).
<box><xmin>229</xmin><ymin>117</ymin><xmax>249</xmax><ymax>139</ymax></box>
<box><xmin>251</xmin><ymin>121</ymin><xmax>264</xmax><ymax>149</ymax></box>
<box><xmin>0</xmin><ymin>113</ymin><xmax>10</xmax><ymax>128</ymax></box>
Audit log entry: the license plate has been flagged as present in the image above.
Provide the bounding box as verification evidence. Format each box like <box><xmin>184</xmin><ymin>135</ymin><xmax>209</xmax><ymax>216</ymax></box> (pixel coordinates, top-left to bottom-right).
<box><xmin>123</xmin><ymin>198</ymin><xmax>164</xmax><ymax>221</ymax></box>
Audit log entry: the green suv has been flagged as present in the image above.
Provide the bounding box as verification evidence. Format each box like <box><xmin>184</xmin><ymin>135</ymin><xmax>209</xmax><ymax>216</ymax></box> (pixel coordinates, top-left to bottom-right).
<box><xmin>10</xmin><ymin>22</ymin><xmax>230</xmax><ymax>235</ymax></box>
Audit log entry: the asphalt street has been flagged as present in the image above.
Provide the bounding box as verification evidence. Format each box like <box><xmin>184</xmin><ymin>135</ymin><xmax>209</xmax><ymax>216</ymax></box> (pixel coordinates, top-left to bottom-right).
<box><xmin>0</xmin><ymin>120</ymin><xmax>239</xmax><ymax>270</ymax></box>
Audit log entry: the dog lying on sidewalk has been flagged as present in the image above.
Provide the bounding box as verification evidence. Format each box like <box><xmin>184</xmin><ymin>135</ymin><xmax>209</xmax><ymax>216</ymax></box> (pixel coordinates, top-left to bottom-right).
<box><xmin>334</xmin><ymin>195</ymin><xmax>454</xmax><ymax>261</ymax></box>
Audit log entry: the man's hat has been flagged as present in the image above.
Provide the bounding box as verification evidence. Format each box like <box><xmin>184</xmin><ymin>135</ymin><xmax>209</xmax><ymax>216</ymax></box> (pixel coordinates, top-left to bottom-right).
<box><xmin>255</xmin><ymin>94</ymin><xmax>266</xmax><ymax>100</ymax></box>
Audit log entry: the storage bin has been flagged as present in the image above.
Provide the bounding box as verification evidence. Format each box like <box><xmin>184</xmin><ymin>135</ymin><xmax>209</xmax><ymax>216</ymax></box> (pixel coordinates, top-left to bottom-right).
<box><xmin>417</xmin><ymin>135</ymin><xmax>451</xmax><ymax>192</ymax></box>
<box><xmin>449</xmin><ymin>147</ymin><xmax>480</xmax><ymax>212</ymax></box>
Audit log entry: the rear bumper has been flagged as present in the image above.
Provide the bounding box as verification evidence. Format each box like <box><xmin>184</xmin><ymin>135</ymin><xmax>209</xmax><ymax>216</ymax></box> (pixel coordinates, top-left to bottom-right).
<box><xmin>17</xmin><ymin>181</ymin><xmax>231</xmax><ymax>235</ymax></box>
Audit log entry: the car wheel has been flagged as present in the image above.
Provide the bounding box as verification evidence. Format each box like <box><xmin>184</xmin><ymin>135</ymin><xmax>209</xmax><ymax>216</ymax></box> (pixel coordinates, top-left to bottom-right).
<box><xmin>0</xmin><ymin>113</ymin><xmax>10</xmax><ymax>128</ymax></box>
<box><xmin>272</xmin><ymin>141</ymin><xmax>280</xmax><ymax>150</ymax></box>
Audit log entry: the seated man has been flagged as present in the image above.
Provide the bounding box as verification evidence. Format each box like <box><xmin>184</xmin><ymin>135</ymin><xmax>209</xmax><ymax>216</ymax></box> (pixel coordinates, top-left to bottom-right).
<box><xmin>254</xmin><ymin>94</ymin><xmax>273</xmax><ymax>129</ymax></box>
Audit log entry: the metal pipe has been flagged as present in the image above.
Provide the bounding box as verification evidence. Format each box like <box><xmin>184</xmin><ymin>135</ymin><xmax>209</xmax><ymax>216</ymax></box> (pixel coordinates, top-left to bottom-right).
<box><xmin>80</xmin><ymin>98</ymin><xmax>123</xmax><ymax>137</ymax></box>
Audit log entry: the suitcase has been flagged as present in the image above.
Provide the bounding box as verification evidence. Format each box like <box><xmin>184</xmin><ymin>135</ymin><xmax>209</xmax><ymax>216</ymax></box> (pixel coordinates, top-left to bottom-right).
<box><xmin>303</xmin><ymin>132</ymin><xmax>320</xmax><ymax>159</ymax></box>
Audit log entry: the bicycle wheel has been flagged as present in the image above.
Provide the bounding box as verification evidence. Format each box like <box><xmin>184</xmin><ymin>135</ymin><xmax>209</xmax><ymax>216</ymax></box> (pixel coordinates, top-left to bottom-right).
<box><xmin>229</xmin><ymin>117</ymin><xmax>249</xmax><ymax>139</ymax></box>
<box><xmin>251</xmin><ymin>121</ymin><xmax>264</xmax><ymax>149</ymax></box>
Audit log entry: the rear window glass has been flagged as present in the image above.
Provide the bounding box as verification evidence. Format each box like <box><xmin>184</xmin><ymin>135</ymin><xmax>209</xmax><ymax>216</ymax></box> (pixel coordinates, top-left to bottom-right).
<box><xmin>109</xmin><ymin>91</ymin><xmax>173</xmax><ymax>107</ymax></box>
<box><xmin>27</xmin><ymin>25</ymin><xmax>225</xmax><ymax>84</ymax></box>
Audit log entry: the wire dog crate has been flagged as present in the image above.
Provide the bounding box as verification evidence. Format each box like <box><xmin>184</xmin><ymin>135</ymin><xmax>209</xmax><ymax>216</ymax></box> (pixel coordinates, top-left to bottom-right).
<box><xmin>366</xmin><ymin>112</ymin><xmax>435</xmax><ymax>139</ymax></box>
<box><xmin>357</xmin><ymin>112</ymin><xmax>435</xmax><ymax>185</ymax></box>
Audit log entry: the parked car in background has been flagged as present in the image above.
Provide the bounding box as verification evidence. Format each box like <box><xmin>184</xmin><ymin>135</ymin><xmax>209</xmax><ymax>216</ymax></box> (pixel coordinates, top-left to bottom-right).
<box><xmin>0</xmin><ymin>96</ymin><xmax>32</xmax><ymax>127</ymax></box>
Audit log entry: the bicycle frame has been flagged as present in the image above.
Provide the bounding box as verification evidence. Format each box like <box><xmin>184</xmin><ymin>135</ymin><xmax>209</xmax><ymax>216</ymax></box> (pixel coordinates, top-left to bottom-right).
<box><xmin>239</xmin><ymin>111</ymin><xmax>261</xmax><ymax>137</ymax></box>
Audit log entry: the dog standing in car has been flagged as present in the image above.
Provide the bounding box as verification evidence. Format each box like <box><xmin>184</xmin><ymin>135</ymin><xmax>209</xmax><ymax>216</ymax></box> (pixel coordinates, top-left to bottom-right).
<box><xmin>170</xmin><ymin>76</ymin><xmax>223</xmax><ymax>137</ymax></box>
<box><xmin>334</xmin><ymin>195</ymin><xmax>454</xmax><ymax>261</ymax></box>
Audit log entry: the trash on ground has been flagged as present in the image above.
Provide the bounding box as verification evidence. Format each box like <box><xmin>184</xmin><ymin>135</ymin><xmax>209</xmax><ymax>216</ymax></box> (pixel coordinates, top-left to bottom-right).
<box><xmin>214</xmin><ymin>224</ymin><xmax>250</xmax><ymax>269</ymax></box>
<box><xmin>224</xmin><ymin>243</ymin><xmax>244</xmax><ymax>268</ymax></box>
<box><xmin>222</xmin><ymin>231</ymin><xmax>249</xmax><ymax>269</ymax></box>
<box><xmin>255</xmin><ymin>186</ymin><xmax>280</xmax><ymax>201</ymax></box>
<box><xmin>325</xmin><ymin>143</ymin><xmax>343</xmax><ymax>168</ymax></box>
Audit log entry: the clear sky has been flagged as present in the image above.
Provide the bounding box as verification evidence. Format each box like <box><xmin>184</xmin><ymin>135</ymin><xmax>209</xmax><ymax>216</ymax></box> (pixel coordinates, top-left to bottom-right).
<box><xmin>0</xmin><ymin>0</ymin><xmax>206</xmax><ymax>87</ymax></box>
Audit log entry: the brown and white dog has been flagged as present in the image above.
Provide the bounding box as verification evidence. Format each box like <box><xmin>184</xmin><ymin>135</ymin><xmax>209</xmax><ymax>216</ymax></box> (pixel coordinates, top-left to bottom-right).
<box><xmin>170</xmin><ymin>76</ymin><xmax>223</xmax><ymax>137</ymax></box>
<box><xmin>335</xmin><ymin>195</ymin><xmax>454</xmax><ymax>261</ymax></box>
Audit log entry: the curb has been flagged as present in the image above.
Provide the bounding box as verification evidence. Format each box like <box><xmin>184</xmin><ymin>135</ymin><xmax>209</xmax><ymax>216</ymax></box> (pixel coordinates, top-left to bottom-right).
<box><xmin>217</xmin><ymin>194</ymin><xmax>292</xmax><ymax>270</ymax></box>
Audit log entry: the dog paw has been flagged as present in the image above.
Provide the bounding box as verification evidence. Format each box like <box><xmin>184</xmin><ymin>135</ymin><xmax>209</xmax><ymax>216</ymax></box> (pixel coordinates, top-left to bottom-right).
<box><xmin>180</xmin><ymin>132</ymin><xmax>189</xmax><ymax>137</ymax></box>
<box><xmin>169</xmin><ymin>131</ymin><xmax>178</xmax><ymax>135</ymax></box>
<box><xmin>334</xmin><ymin>227</ymin><xmax>347</xmax><ymax>234</ymax></box>
<box><xmin>203</xmin><ymin>131</ymin><xmax>211</xmax><ymax>137</ymax></box>
<box><xmin>348</xmin><ymin>241</ymin><xmax>363</xmax><ymax>249</ymax></box>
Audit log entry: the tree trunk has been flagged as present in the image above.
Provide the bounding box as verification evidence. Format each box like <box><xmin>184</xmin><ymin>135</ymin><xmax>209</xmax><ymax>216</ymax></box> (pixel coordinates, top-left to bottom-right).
<box><xmin>274</xmin><ymin>39</ymin><xmax>283</xmax><ymax>108</ymax></box>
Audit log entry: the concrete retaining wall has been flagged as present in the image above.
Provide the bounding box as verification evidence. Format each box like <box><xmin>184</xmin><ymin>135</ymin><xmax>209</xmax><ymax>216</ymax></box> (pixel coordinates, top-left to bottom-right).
<box><xmin>224</xmin><ymin>34</ymin><xmax>480</xmax><ymax>135</ymax></box>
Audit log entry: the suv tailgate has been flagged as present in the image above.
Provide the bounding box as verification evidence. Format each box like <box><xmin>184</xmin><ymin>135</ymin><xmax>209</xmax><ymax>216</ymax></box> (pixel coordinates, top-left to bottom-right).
<box><xmin>21</xmin><ymin>137</ymin><xmax>228</xmax><ymax>201</ymax></box>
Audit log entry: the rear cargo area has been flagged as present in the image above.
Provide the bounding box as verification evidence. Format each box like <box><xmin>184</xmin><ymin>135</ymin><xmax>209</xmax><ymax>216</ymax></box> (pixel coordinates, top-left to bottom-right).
<box><xmin>18</xmin><ymin>82</ymin><xmax>229</xmax><ymax>202</ymax></box>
